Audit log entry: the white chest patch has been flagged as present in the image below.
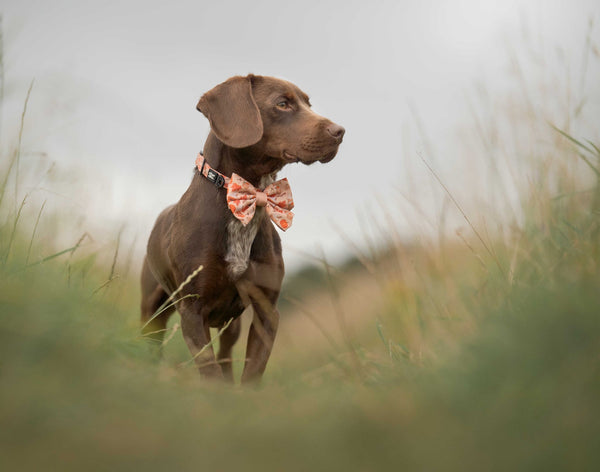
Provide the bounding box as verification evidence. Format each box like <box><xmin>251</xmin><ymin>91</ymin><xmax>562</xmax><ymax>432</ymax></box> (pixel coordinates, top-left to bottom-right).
<box><xmin>225</xmin><ymin>174</ymin><xmax>275</xmax><ymax>279</ymax></box>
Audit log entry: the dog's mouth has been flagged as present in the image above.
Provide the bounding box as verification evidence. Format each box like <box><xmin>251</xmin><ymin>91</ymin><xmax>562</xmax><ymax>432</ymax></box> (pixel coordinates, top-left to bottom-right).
<box><xmin>283</xmin><ymin>151</ymin><xmax>302</xmax><ymax>163</ymax></box>
<box><xmin>283</xmin><ymin>149</ymin><xmax>339</xmax><ymax>165</ymax></box>
<box><xmin>318</xmin><ymin>150</ymin><xmax>338</xmax><ymax>163</ymax></box>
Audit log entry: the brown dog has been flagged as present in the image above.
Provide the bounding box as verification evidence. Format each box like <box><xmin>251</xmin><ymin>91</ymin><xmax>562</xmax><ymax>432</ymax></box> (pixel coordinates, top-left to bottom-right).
<box><xmin>140</xmin><ymin>75</ymin><xmax>344</xmax><ymax>383</ymax></box>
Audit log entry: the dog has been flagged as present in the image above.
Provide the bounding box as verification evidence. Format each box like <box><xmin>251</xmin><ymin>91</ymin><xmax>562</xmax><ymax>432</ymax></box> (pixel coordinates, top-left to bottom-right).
<box><xmin>140</xmin><ymin>74</ymin><xmax>344</xmax><ymax>383</ymax></box>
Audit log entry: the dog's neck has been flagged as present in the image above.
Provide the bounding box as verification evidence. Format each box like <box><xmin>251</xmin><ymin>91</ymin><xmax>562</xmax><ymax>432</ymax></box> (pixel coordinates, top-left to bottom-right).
<box><xmin>199</xmin><ymin>133</ymin><xmax>285</xmax><ymax>279</ymax></box>
<box><xmin>202</xmin><ymin>133</ymin><xmax>284</xmax><ymax>188</ymax></box>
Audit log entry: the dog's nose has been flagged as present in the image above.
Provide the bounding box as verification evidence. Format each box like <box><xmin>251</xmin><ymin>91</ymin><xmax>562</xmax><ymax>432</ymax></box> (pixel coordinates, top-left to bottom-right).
<box><xmin>327</xmin><ymin>123</ymin><xmax>345</xmax><ymax>141</ymax></box>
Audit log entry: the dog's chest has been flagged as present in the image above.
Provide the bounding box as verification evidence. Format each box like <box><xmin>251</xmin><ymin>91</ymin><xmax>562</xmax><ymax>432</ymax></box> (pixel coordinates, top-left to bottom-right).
<box><xmin>224</xmin><ymin>175</ymin><xmax>274</xmax><ymax>279</ymax></box>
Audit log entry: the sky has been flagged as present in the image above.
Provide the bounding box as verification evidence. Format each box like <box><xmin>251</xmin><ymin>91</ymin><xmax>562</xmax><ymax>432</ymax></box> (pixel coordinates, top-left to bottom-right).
<box><xmin>1</xmin><ymin>0</ymin><xmax>599</xmax><ymax>270</ymax></box>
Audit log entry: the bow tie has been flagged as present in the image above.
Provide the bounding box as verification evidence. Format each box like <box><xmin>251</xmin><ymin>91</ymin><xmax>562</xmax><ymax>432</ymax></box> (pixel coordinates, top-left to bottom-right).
<box><xmin>227</xmin><ymin>174</ymin><xmax>294</xmax><ymax>231</ymax></box>
<box><xmin>195</xmin><ymin>154</ymin><xmax>294</xmax><ymax>231</ymax></box>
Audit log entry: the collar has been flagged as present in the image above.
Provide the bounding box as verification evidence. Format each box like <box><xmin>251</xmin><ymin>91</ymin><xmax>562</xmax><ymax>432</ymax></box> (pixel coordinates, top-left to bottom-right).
<box><xmin>195</xmin><ymin>153</ymin><xmax>230</xmax><ymax>188</ymax></box>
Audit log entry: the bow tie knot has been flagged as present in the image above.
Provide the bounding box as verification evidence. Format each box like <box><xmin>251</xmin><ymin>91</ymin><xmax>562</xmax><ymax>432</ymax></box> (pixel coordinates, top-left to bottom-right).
<box><xmin>227</xmin><ymin>173</ymin><xmax>294</xmax><ymax>231</ymax></box>
<box><xmin>255</xmin><ymin>191</ymin><xmax>268</xmax><ymax>208</ymax></box>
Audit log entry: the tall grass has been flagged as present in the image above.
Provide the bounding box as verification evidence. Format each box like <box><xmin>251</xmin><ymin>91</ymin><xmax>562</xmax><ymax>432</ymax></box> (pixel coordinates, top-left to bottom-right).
<box><xmin>1</xmin><ymin>24</ymin><xmax>600</xmax><ymax>472</ymax></box>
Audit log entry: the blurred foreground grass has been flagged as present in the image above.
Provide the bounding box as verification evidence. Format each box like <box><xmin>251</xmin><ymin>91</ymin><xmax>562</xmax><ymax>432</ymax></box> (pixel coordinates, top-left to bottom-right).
<box><xmin>2</xmin><ymin>135</ymin><xmax>600</xmax><ymax>472</ymax></box>
<box><xmin>2</xmin><ymin>36</ymin><xmax>600</xmax><ymax>472</ymax></box>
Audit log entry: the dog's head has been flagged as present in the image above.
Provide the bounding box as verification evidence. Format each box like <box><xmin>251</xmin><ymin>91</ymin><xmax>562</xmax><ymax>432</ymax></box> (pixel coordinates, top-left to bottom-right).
<box><xmin>197</xmin><ymin>75</ymin><xmax>344</xmax><ymax>165</ymax></box>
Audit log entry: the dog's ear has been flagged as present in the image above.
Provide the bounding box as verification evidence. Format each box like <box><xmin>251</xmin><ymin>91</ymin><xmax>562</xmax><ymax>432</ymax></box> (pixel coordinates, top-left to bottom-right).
<box><xmin>196</xmin><ymin>76</ymin><xmax>263</xmax><ymax>148</ymax></box>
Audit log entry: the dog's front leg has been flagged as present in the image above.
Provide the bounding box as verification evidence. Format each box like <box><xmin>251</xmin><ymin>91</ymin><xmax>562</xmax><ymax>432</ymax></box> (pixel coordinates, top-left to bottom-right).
<box><xmin>217</xmin><ymin>317</ymin><xmax>242</xmax><ymax>382</ymax></box>
<box><xmin>179</xmin><ymin>300</ymin><xmax>223</xmax><ymax>379</ymax></box>
<box><xmin>242</xmin><ymin>305</ymin><xmax>280</xmax><ymax>384</ymax></box>
<box><xmin>236</xmin><ymin>280</ymin><xmax>280</xmax><ymax>384</ymax></box>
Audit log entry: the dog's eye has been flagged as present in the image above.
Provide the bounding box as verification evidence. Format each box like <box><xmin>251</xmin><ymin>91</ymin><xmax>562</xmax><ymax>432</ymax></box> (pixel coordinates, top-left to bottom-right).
<box><xmin>276</xmin><ymin>100</ymin><xmax>290</xmax><ymax>110</ymax></box>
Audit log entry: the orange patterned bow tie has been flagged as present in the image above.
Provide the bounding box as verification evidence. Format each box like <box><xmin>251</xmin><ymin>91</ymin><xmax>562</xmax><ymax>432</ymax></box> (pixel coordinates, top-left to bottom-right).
<box><xmin>196</xmin><ymin>154</ymin><xmax>294</xmax><ymax>231</ymax></box>
<box><xmin>227</xmin><ymin>174</ymin><xmax>294</xmax><ymax>231</ymax></box>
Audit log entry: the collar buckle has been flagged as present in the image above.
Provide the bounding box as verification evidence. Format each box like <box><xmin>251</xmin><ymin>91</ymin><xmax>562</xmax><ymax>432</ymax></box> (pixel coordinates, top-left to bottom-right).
<box><xmin>207</xmin><ymin>169</ymin><xmax>226</xmax><ymax>188</ymax></box>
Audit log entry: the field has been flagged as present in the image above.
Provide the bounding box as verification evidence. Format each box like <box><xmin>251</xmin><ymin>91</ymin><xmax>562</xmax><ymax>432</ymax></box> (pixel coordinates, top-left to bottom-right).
<box><xmin>2</xmin><ymin>33</ymin><xmax>600</xmax><ymax>472</ymax></box>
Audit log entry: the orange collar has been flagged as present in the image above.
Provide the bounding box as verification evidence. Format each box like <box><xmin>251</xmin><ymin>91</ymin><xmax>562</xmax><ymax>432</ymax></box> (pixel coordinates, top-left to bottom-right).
<box><xmin>195</xmin><ymin>153</ymin><xmax>229</xmax><ymax>188</ymax></box>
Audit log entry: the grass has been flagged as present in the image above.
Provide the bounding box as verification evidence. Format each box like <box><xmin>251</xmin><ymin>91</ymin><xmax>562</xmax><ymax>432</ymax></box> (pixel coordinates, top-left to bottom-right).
<box><xmin>1</xmin><ymin>25</ymin><xmax>600</xmax><ymax>472</ymax></box>
<box><xmin>2</xmin><ymin>185</ymin><xmax>599</xmax><ymax>471</ymax></box>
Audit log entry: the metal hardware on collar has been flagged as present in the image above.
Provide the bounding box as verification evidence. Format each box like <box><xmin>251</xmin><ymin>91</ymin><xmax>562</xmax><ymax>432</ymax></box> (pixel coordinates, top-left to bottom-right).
<box><xmin>196</xmin><ymin>153</ymin><xmax>230</xmax><ymax>189</ymax></box>
<box><xmin>206</xmin><ymin>169</ymin><xmax>226</xmax><ymax>188</ymax></box>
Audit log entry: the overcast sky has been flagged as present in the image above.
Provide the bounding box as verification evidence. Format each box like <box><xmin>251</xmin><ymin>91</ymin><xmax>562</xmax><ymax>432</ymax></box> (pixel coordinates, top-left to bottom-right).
<box><xmin>2</xmin><ymin>0</ymin><xmax>599</xmax><ymax>269</ymax></box>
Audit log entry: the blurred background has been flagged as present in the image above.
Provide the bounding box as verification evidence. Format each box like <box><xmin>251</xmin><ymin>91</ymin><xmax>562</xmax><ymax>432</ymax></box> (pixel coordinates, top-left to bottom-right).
<box><xmin>1</xmin><ymin>1</ymin><xmax>600</xmax><ymax>471</ymax></box>
<box><xmin>2</xmin><ymin>0</ymin><xmax>598</xmax><ymax>268</ymax></box>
